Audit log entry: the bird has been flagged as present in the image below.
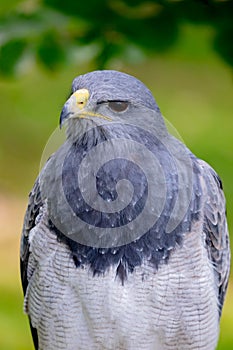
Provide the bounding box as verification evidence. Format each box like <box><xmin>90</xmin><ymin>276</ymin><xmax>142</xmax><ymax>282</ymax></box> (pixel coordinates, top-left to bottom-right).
<box><xmin>20</xmin><ymin>70</ymin><xmax>230</xmax><ymax>350</ymax></box>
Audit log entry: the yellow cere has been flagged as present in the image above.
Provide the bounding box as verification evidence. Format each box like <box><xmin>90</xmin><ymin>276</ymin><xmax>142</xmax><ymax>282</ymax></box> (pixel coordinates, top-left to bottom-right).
<box><xmin>70</xmin><ymin>88</ymin><xmax>112</xmax><ymax>121</ymax></box>
<box><xmin>73</xmin><ymin>89</ymin><xmax>90</xmax><ymax>109</ymax></box>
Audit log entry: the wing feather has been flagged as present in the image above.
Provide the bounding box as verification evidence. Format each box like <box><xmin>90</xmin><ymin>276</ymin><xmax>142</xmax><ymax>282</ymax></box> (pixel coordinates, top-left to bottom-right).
<box><xmin>20</xmin><ymin>178</ymin><xmax>42</xmax><ymax>350</ymax></box>
<box><xmin>199</xmin><ymin>160</ymin><xmax>230</xmax><ymax>316</ymax></box>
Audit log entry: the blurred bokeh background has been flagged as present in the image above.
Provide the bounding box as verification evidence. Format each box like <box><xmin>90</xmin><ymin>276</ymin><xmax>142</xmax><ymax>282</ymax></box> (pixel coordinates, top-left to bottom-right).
<box><xmin>0</xmin><ymin>1</ymin><xmax>232</xmax><ymax>349</ymax></box>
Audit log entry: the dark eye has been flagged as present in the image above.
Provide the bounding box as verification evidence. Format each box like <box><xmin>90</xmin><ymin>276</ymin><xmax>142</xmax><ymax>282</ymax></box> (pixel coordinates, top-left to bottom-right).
<box><xmin>108</xmin><ymin>101</ymin><xmax>129</xmax><ymax>112</ymax></box>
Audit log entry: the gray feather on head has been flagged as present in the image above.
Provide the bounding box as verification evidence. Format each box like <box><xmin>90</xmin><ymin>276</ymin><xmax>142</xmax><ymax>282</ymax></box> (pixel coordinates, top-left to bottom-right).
<box><xmin>72</xmin><ymin>70</ymin><xmax>160</xmax><ymax>112</ymax></box>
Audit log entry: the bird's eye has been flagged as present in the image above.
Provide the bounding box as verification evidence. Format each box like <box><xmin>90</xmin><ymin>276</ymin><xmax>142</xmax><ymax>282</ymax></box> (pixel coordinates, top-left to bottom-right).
<box><xmin>108</xmin><ymin>101</ymin><xmax>129</xmax><ymax>112</ymax></box>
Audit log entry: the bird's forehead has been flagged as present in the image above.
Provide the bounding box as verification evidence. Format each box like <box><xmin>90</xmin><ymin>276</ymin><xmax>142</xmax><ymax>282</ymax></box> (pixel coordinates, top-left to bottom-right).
<box><xmin>71</xmin><ymin>70</ymin><xmax>159</xmax><ymax>111</ymax></box>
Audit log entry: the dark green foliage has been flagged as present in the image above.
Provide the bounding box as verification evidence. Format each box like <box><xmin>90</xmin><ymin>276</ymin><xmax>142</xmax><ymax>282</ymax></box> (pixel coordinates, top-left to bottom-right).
<box><xmin>0</xmin><ymin>0</ymin><xmax>233</xmax><ymax>75</ymax></box>
<box><xmin>0</xmin><ymin>39</ymin><xmax>27</xmax><ymax>75</ymax></box>
<box><xmin>214</xmin><ymin>26</ymin><xmax>233</xmax><ymax>67</ymax></box>
<box><xmin>45</xmin><ymin>0</ymin><xmax>113</xmax><ymax>22</ymax></box>
<box><xmin>36</xmin><ymin>31</ymin><xmax>66</xmax><ymax>70</ymax></box>
<box><xmin>212</xmin><ymin>1</ymin><xmax>233</xmax><ymax>66</ymax></box>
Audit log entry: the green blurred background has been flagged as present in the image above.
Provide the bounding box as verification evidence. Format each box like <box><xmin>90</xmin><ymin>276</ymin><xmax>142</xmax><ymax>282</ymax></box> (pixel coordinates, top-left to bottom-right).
<box><xmin>0</xmin><ymin>1</ymin><xmax>233</xmax><ymax>349</ymax></box>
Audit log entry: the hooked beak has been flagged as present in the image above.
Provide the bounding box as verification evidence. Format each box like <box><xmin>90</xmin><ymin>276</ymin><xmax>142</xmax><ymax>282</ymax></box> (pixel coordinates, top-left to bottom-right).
<box><xmin>59</xmin><ymin>88</ymin><xmax>112</xmax><ymax>128</ymax></box>
<box><xmin>60</xmin><ymin>89</ymin><xmax>90</xmax><ymax>128</ymax></box>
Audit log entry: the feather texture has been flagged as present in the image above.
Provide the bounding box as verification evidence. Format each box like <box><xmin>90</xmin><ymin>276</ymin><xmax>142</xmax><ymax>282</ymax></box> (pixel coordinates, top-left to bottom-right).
<box><xmin>20</xmin><ymin>70</ymin><xmax>230</xmax><ymax>350</ymax></box>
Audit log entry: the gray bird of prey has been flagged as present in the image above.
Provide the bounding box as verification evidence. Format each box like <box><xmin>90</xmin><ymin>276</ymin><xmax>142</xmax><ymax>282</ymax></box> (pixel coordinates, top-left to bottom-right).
<box><xmin>20</xmin><ymin>70</ymin><xmax>230</xmax><ymax>350</ymax></box>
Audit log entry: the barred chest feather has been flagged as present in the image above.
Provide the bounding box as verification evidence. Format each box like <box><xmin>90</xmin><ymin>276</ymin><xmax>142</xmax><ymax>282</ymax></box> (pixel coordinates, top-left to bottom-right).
<box><xmin>25</xmin><ymin>209</ymin><xmax>219</xmax><ymax>350</ymax></box>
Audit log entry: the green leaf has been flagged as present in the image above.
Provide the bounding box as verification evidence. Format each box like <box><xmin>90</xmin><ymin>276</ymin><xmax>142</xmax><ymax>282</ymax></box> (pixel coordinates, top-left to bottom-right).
<box><xmin>44</xmin><ymin>0</ymin><xmax>113</xmax><ymax>23</ymax></box>
<box><xmin>0</xmin><ymin>39</ymin><xmax>27</xmax><ymax>76</ymax></box>
<box><xmin>117</xmin><ymin>9</ymin><xmax>178</xmax><ymax>53</ymax></box>
<box><xmin>95</xmin><ymin>41</ymin><xmax>123</xmax><ymax>68</ymax></box>
<box><xmin>36</xmin><ymin>31</ymin><xmax>65</xmax><ymax>70</ymax></box>
<box><xmin>214</xmin><ymin>27</ymin><xmax>233</xmax><ymax>67</ymax></box>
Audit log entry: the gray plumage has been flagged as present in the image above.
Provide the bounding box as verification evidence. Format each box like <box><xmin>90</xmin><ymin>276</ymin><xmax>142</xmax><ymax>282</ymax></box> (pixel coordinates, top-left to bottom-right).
<box><xmin>20</xmin><ymin>70</ymin><xmax>230</xmax><ymax>350</ymax></box>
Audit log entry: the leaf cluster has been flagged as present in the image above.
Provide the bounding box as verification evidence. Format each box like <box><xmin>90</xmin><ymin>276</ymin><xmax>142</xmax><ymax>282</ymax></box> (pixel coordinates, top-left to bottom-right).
<box><xmin>0</xmin><ymin>0</ymin><xmax>233</xmax><ymax>75</ymax></box>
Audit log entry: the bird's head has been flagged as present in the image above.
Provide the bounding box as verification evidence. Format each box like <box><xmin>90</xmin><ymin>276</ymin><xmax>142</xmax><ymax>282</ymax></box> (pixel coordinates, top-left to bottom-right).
<box><xmin>59</xmin><ymin>70</ymin><xmax>164</xmax><ymax>136</ymax></box>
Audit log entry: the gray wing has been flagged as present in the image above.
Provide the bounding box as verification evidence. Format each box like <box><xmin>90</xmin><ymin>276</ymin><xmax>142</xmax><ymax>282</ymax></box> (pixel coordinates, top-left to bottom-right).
<box><xmin>199</xmin><ymin>159</ymin><xmax>230</xmax><ymax>316</ymax></box>
<box><xmin>20</xmin><ymin>178</ymin><xmax>42</xmax><ymax>350</ymax></box>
